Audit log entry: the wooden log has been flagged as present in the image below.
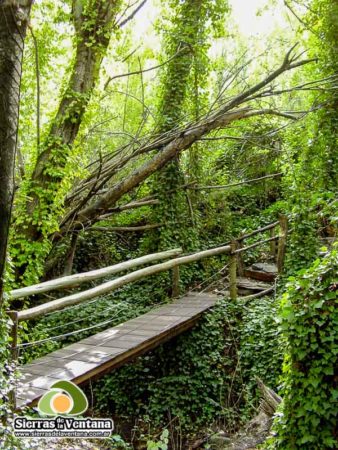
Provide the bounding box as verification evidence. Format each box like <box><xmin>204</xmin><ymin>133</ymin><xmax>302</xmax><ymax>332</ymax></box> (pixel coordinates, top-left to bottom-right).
<box><xmin>17</xmin><ymin>245</ymin><xmax>231</xmax><ymax>321</ymax></box>
<box><xmin>10</xmin><ymin>248</ymin><xmax>182</xmax><ymax>300</ymax></box>
<box><xmin>229</xmin><ymin>241</ymin><xmax>238</xmax><ymax>301</ymax></box>
<box><xmin>241</xmin><ymin>287</ymin><xmax>274</xmax><ymax>300</ymax></box>
<box><xmin>277</xmin><ymin>215</ymin><xmax>288</xmax><ymax>273</ymax></box>
<box><xmin>172</xmin><ymin>266</ymin><xmax>180</xmax><ymax>298</ymax></box>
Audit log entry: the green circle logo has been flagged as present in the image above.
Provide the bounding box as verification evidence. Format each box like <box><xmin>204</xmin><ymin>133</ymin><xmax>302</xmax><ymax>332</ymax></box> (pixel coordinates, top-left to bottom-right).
<box><xmin>38</xmin><ymin>380</ymin><xmax>88</xmax><ymax>416</ymax></box>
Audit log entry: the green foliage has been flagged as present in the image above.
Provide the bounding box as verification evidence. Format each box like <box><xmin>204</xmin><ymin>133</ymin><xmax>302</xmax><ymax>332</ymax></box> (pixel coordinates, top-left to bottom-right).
<box><xmin>0</xmin><ymin>265</ymin><xmax>22</xmax><ymax>449</ymax></box>
<box><xmin>266</xmin><ymin>248</ymin><xmax>338</xmax><ymax>449</ymax></box>
<box><xmin>93</xmin><ymin>295</ymin><xmax>282</xmax><ymax>438</ymax></box>
<box><xmin>146</xmin><ymin>429</ymin><xmax>169</xmax><ymax>450</ymax></box>
<box><xmin>150</xmin><ymin>0</ymin><xmax>229</xmax><ymax>252</ymax></box>
<box><xmin>279</xmin><ymin>0</ymin><xmax>338</xmax><ymax>276</ymax></box>
<box><xmin>238</xmin><ymin>296</ymin><xmax>283</xmax><ymax>398</ymax></box>
<box><xmin>93</xmin><ymin>299</ymin><xmax>241</xmax><ymax>433</ymax></box>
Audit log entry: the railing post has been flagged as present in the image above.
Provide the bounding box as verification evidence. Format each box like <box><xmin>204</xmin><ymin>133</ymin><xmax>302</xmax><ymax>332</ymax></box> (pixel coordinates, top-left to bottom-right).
<box><xmin>229</xmin><ymin>241</ymin><xmax>238</xmax><ymax>300</ymax></box>
<box><xmin>277</xmin><ymin>215</ymin><xmax>288</xmax><ymax>273</ymax></box>
<box><xmin>172</xmin><ymin>266</ymin><xmax>180</xmax><ymax>298</ymax></box>
<box><xmin>270</xmin><ymin>226</ymin><xmax>277</xmax><ymax>258</ymax></box>
<box><xmin>236</xmin><ymin>237</ymin><xmax>245</xmax><ymax>277</ymax></box>
<box><xmin>8</xmin><ymin>310</ymin><xmax>18</xmax><ymax>362</ymax></box>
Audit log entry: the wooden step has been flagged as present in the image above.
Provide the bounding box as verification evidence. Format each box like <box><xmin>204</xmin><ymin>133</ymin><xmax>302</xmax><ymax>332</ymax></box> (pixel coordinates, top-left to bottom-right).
<box><xmin>218</xmin><ymin>277</ymin><xmax>273</xmax><ymax>296</ymax></box>
<box><xmin>244</xmin><ymin>262</ymin><xmax>278</xmax><ymax>282</ymax></box>
<box><xmin>236</xmin><ymin>277</ymin><xmax>272</xmax><ymax>292</ymax></box>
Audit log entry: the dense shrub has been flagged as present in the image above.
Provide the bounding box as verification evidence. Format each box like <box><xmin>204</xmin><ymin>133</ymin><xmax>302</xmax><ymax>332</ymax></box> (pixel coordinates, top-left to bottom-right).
<box><xmin>266</xmin><ymin>248</ymin><xmax>338</xmax><ymax>449</ymax></box>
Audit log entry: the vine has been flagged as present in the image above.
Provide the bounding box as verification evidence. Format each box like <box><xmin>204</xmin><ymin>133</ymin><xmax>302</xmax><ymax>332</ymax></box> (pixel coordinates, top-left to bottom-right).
<box><xmin>265</xmin><ymin>248</ymin><xmax>338</xmax><ymax>449</ymax></box>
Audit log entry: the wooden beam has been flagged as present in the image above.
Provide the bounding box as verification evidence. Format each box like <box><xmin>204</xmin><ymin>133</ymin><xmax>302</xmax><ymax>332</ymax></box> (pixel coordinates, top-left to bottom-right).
<box><xmin>237</xmin><ymin>221</ymin><xmax>279</xmax><ymax>242</ymax></box>
<box><xmin>10</xmin><ymin>248</ymin><xmax>182</xmax><ymax>300</ymax></box>
<box><xmin>17</xmin><ymin>245</ymin><xmax>231</xmax><ymax>321</ymax></box>
<box><xmin>8</xmin><ymin>310</ymin><xmax>18</xmax><ymax>361</ymax></box>
<box><xmin>277</xmin><ymin>215</ymin><xmax>288</xmax><ymax>273</ymax></box>
<box><xmin>241</xmin><ymin>287</ymin><xmax>274</xmax><ymax>300</ymax></box>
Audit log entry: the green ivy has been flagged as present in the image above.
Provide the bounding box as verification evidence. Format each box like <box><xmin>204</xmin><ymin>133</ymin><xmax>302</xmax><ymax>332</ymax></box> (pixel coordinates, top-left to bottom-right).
<box><xmin>92</xmin><ymin>294</ymin><xmax>282</xmax><ymax>441</ymax></box>
<box><xmin>265</xmin><ymin>248</ymin><xmax>338</xmax><ymax>449</ymax></box>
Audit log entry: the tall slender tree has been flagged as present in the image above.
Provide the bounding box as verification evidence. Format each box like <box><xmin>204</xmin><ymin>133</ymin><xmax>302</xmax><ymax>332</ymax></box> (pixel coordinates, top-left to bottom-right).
<box><xmin>11</xmin><ymin>0</ymin><xmax>123</xmax><ymax>284</ymax></box>
<box><xmin>0</xmin><ymin>0</ymin><xmax>33</xmax><ymax>304</ymax></box>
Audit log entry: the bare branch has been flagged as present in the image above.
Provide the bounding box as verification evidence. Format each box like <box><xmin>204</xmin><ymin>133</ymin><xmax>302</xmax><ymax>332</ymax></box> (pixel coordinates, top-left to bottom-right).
<box><xmin>58</xmin><ymin>50</ymin><xmax>316</xmax><ymax>233</ymax></box>
<box><xmin>87</xmin><ymin>223</ymin><xmax>162</xmax><ymax>232</ymax></box>
<box><xmin>117</xmin><ymin>0</ymin><xmax>147</xmax><ymax>28</ymax></box>
<box><xmin>190</xmin><ymin>173</ymin><xmax>283</xmax><ymax>191</ymax></box>
<box><xmin>104</xmin><ymin>50</ymin><xmax>184</xmax><ymax>90</ymax></box>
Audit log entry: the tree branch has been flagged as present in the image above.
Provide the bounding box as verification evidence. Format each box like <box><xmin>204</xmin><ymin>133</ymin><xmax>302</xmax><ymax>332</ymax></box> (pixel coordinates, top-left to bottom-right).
<box><xmin>190</xmin><ymin>173</ymin><xmax>283</xmax><ymax>190</ymax></box>
<box><xmin>87</xmin><ymin>223</ymin><xmax>162</xmax><ymax>232</ymax></box>
<box><xmin>58</xmin><ymin>49</ymin><xmax>316</xmax><ymax>234</ymax></box>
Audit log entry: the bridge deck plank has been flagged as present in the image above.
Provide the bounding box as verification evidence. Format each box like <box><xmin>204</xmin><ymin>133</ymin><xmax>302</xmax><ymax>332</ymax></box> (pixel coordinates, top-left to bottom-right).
<box><xmin>15</xmin><ymin>293</ymin><xmax>219</xmax><ymax>409</ymax></box>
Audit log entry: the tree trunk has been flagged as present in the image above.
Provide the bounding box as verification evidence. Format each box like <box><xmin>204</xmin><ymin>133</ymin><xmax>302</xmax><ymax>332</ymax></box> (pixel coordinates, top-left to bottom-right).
<box><xmin>0</xmin><ymin>0</ymin><xmax>32</xmax><ymax>304</ymax></box>
<box><xmin>12</xmin><ymin>0</ymin><xmax>122</xmax><ymax>283</ymax></box>
<box><xmin>151</xmin><ymin>0</ymin><xmax>204</xmax><ymax>251</ymax></box>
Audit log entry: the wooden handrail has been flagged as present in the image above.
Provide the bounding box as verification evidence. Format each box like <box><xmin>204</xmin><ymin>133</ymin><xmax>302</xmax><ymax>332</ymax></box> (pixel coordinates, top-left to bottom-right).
<box><xmin>10</xmin><ymin>218</ymin><xmax>287</xmax><ymax>323</ymax></box>
<box><xmin>233</xmin><ymin>236</ymin><xmax>279</xmax><ymax>254</ymax></box>
<box><xmin>214</xmin><ymin>220</ymin><xmax>279</xmax><ymax>249</ymax></box>
<box><xmin>7</xmin><ymin>218</ymin><xmax>288</xmax><ymax>363</ymax></box>
<box><xmin>237</xmin><ymin>221</ymin><xmax>279</xmax><ymax>242</ymax></box>
<box><xmin>15</xmin><ymin>245</ymin><xmax>231</xmax><ymax>321</ymax></box>
<box><xmin>9</xmin><ymin>248</ymin><xmax>182</xmax><ymax>300</ymax></box>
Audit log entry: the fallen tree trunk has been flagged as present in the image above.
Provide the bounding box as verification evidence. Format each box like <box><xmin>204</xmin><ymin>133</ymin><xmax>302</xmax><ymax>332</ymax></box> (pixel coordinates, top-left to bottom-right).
<box><xmin>65</xmin><ymin>109</ymin><xmax>299</xmax><ymax>231</ymax></box>
<box><xmin>60</xmin><ymin>49</ymin><xmax>315</xmax><ymax>233</ymax></box>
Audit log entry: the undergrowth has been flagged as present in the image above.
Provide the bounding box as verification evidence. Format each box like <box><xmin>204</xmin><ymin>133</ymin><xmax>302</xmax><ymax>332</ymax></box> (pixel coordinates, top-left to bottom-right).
<box><xmin>92</xmin><ymin>295</ymin><xmax>283</xmax><ymax>445</ymax></box>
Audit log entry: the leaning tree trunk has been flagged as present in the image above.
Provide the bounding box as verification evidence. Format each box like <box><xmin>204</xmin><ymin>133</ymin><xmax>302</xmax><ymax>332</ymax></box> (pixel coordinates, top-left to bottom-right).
<box><xmin>12</xmin><ymin>0</ymin><xmax>122</xmax><ymax>284</ymax></box>
<box><xmin>0</xmin><ymin>0</ymin><xmax>32</xmax><ymax>304</ymax></box>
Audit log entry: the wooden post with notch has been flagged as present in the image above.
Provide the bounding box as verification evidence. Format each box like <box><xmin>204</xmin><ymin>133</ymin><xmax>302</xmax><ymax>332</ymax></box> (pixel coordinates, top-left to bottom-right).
<box><xmin>270</xmin><ymin>226</ymin><xmax>277</xmax><ymax>259</ymax></box>
<box><xmin>229</xmin><ymin>241</ymin><xmax>238</xmax><ymax>300</ymax></box>
<box><xmin>277</xmin><ymin>215</ymin><xmax>288</xmax><ymax>273</ymax></box>
<box><xmin>8</xmin><ymin>310</ymin><xmax>18</xmax><ymax>362</ymax></box>
<box><xmin>236</xmin><ymin>237</ymin><xmax>245</xmax><ymax>277</ymax></box>
<box><xmin>172</xmin><ymin>266</ymin><xmax>180</xmax><ymax>298</ymax></box>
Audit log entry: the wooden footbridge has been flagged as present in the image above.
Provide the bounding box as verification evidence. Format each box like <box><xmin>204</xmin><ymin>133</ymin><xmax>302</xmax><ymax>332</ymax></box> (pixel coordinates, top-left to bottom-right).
<box><xmin>7</xmin><ymin>218</ymin><xmax>287</xmax><ymax>410</ymax></box>
<box><xmin>15</xmin><ymin>293</ymin><xmax>219</xmax><ymax>408</ymax></box>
